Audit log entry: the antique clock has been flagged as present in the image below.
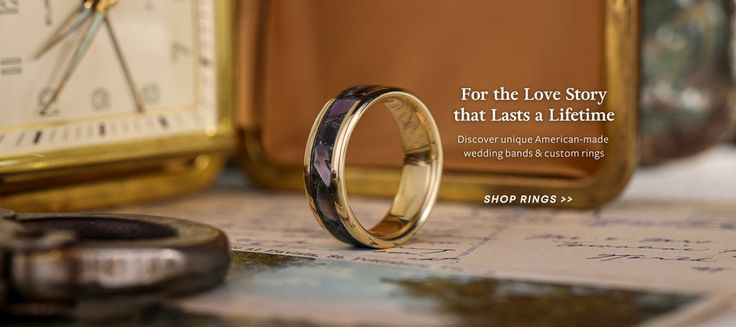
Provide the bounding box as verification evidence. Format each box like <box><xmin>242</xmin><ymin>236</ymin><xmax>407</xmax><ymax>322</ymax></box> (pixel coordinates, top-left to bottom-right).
<box><xmin>0</xmin><ymin>0</ymin><xmax>234</xmax><ymax>211</ymax></box>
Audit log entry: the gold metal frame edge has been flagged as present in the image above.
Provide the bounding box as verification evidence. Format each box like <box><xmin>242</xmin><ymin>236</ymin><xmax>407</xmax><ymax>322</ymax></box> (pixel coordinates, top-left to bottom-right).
<box><xmin>0</xmin><ymin>0</ymin><xmax>237</xmax><ymax>211</ymax></box>
<box><xmin>237</xmin><ymin>0</ymin><xmax>639</xmax><ymax>209</ymax></box>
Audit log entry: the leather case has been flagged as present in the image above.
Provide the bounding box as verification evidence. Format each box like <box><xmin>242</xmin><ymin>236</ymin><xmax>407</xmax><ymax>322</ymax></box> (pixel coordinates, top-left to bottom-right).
<box><xmin>235</xmin><ymin>0</ymin><xmax>639</xmax><ymax>208</ymax></box>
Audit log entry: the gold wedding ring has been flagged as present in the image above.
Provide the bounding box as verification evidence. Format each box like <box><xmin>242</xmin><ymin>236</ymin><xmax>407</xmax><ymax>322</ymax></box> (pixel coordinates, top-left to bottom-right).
<box><xmin>304</xmin><ymin>86</ymin><xmax>443</xmax><ymax>248</ymax></box>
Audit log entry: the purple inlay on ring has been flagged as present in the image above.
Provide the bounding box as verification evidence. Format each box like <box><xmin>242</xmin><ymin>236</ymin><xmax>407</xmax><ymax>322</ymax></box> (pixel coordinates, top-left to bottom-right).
<box><xmin>313</xmin><ymin>143</ymin><xmax>332</xmax><ymax>187</ymax></box>
<box><xmin>327</xmin><ymin>98</ymin><xmax>354</xmax><ymax>118</ymax></box>
<box><xmin>306</xmin><ymin>86</ymin><xmax>388</xmax><ymax>247</ymax></box>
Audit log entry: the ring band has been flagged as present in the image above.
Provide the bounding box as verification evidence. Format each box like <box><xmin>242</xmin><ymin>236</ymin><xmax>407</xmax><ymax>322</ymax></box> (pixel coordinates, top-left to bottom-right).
<box><xmin>304</xmin><ymin>86</ymin><xmax>443</xmax><ymax>248</ymax></box>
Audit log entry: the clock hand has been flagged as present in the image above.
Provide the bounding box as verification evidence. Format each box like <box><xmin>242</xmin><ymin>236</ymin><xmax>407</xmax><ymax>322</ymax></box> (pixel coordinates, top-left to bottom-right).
<box><xmin>40</xmin><ymin>11</ymin><xmax>105</xmax><ymax>115</ymax></box>
<box><xmin>104</xmin><ymin>17</ymin><xmax>145</xmax><ymax>113</ymax></box>
<box><xmin>39</xmin><ymin>0</ymin><xmax>119</xmax><ymax>115</ymax></box>
<box><xmin>34</xmin><ymin>0</ymin><xmax>96</xmax><ymax>60</ymax></box>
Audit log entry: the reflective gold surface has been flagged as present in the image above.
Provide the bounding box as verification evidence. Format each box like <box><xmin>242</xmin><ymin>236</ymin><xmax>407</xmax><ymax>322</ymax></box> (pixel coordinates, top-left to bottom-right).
<box><xmin>0</xmin><ymin>0</ymin><xmax>236</xmax><ymax>211</ymax></box>
<box><xmin>238</xmin><ymin>0</ymin><xmax>639</xmax><ymax>208</ymax></box>
<box><xmin>304</xmin><ymin>87</ymin><xmax>442</xmax><ymax>248</ymax></box>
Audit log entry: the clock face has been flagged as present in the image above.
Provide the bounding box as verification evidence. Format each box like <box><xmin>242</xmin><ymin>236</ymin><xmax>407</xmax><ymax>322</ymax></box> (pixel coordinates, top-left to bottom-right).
<box><xmin>0</xmin><ymin>0</ymin><xmax>221</xmax><ymax>158</ymax></box>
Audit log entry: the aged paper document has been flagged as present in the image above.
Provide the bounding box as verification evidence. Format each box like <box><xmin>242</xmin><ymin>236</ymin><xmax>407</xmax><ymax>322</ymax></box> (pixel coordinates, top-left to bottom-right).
<box><xmin>118</xmin><ymin>188</ymin><xmax>736</xmax><ymax>294</ymax></box>
<box><xmin>114</xmin><ymin>147</ymin><xmax>736</xmax><ymax>325</ymax></box>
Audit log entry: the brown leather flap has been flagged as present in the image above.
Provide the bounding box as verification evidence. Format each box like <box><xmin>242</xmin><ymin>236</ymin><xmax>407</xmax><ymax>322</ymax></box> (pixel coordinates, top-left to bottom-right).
<box><xmin>239</xmin><ymin>0</ymin><xmax>608</xmax><ymax>179</ymax></box>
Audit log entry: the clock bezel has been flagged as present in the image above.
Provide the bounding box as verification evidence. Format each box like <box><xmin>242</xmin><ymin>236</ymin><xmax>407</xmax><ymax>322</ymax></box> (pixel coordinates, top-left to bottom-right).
<box><xmin>0</xmin><ymin>0</ymin><xmax>234</xmax><ymax>176</ymax></box>
<box><xmin>0</xmin><ymin>0</ymin><xmax>235</xmax><ymax>211</ymax></box>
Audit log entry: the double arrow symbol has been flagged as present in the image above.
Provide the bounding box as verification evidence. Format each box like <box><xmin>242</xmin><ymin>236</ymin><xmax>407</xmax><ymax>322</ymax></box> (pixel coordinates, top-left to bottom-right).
<box><xmin>559</xmin><ymin>196</ymin><xmax>574</xmax><ymax>203</ymax></box>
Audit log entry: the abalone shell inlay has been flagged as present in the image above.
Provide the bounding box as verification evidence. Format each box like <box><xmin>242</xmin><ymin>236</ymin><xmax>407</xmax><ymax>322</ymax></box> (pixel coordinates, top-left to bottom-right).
<box><xmin>307</xmin><ymin>86</ymin><xmax>379</xmax><ymax>246</ymax></box>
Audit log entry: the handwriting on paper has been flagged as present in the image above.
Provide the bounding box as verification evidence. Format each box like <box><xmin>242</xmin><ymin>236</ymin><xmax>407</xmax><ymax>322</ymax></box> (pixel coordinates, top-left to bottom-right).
<box><xmin>118</xmin><ymin>190</ymin><xmax>736</xmax><ymax>292</ymax></box>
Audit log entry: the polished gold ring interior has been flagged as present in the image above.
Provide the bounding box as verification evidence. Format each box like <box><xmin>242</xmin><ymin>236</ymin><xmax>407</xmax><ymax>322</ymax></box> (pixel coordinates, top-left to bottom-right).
<box><xmin>304</xmin><ymin>86</ymin><xmax>443</xmax><ymax>248</ymax></box>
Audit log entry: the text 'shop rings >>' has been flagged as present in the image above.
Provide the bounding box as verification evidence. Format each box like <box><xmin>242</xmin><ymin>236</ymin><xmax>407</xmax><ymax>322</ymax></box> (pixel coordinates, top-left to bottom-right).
<box><xmin>304</xmin><ymin>86</ymin><xmax>443</xmax><ymax>248</ymax></box>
